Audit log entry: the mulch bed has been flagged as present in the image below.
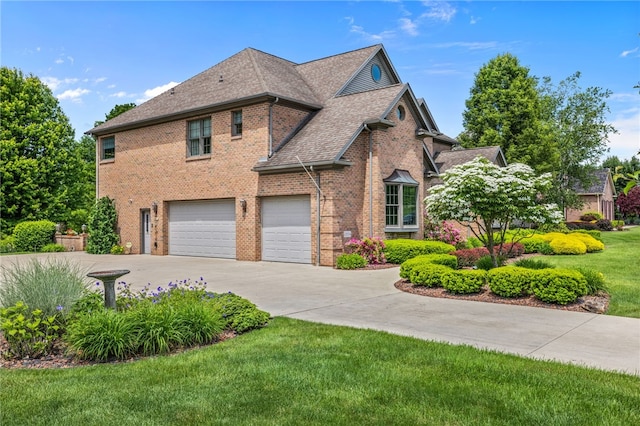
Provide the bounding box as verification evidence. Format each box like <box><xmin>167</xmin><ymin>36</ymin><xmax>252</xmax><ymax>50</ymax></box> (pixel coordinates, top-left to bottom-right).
<box><xmin>0</xmin><ymin>330</ymin><xmax>237</xmax><ymax>371</ymax></box>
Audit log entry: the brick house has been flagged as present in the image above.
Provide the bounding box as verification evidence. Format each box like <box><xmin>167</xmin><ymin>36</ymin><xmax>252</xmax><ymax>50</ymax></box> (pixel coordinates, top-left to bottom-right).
<box><xmin>565</xmin><ymin>169</ymin><xmax>616</xmax><ymax>221</ymax></box>
<box><xmin>88</xmin><ymin>44</ymin><xmax>498</xmax><ymax>266</ymax></box>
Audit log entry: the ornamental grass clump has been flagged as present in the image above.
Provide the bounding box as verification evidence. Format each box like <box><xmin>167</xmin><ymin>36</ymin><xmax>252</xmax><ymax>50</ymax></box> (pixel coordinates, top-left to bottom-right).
<box><xmin>0</xmin><ymin>258</ymin><xmax>89</xmax><ymax>317</ymax></box>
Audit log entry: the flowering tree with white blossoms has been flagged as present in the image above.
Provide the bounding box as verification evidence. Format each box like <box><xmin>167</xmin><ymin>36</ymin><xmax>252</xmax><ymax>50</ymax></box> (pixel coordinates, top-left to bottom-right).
<box><xmin>425</xmin><ymin>157</ymin><xmax>563</xmax><ymax>267</ymax></box>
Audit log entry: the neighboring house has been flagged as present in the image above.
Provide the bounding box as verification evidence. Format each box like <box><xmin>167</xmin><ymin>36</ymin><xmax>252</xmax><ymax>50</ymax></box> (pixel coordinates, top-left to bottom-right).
<box><xmin>88</xmin><ymin>44</ymin><xmax>501</xmax><ymax>266</ymax></box>
<box><xmin>565</xmin><ymin>169</ymin><xmax>616</xmax><ymax>221</ymax></box>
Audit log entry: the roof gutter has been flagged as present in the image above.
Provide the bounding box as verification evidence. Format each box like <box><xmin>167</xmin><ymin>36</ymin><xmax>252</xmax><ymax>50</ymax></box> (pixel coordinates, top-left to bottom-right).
<box><xmin>252</xmin><ymin>159</ymin><xmax>352</xmax><ymax>175</ymax></box>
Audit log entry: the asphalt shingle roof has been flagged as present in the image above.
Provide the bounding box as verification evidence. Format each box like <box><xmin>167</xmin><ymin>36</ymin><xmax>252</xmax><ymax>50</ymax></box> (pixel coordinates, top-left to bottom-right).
<box><xmin>433</xmin><ymin>146</ymin><xmax>506</xmax><ymax>173</ymax></box>
<box><xmin>572</xmin><ymin>169</ymin><xmax>611</xmax><ymax>194</ymax></box>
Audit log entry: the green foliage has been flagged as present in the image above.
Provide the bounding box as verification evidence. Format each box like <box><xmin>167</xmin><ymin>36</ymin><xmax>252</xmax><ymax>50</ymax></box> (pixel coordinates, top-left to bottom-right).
<box><xmin>172</xmin><ymin>302</ymin><xmax>225</xmax><ymax>346</ymax></box>
<box><xmin>441</xmin><ymin>270</ymin><xmax>486</xmax><ymax>294</ymax></box>
<box><xmin>466</xmin><ymin>236</ymin><xmax>484</xmax><ymax>248</ymax></box>
<box><xmin>580</xmin><ymin>211</ymin><xmax>603</xmax><ymax>221</ymax></box>
<box><xmin>519</xmin><ymin>235</ymin><xmax>550</xmax><ymax>253</ymax></box>
<box><xmin>0</xmin><ymin>67</ymin><xmax>88</xmax><ymax>234</ymax></box>
<box><xmin>575</xmin><ymin>268</ymin><xmax>608</xmax><ymax>295</ymax></box>
<box><xmin>335</xmin><ymin>253</ymin><xmax>367</xmax><ymax>270</ymax></box>
<box><xmin>127</xmin><ymin>302</ymin><xmax>184</xmax><ymax>356</ymax></box>
<box><xmin>399</xmin><ymin>254</ymin><xmax>458</xmax><ymax>279</ymax></box>
<box><xmin>12</xmin><ymin>220</ymin><xmax>56</xmax><ymax>252</ymax></box>
<box><xmin>409</xmin><ymin>264</ymin><xmax>453</xmax><ymax>287</ymax></box>
<box><xmin>513</xmin><ymin>258</ymin><xmax>556</xmax><ymax>270</ymax></box>
<box><xmin>65</xmin><ymin>309</ymin><xmax>137</xmax><ymax>361</ymax></box>
<box><xmin>86</xmin><ymin>196</ymin><xmax>119</xmax><ymax>254</ymax></box>
<box><xmin>94</xmin><ymin>103</ymin><xmax>137</xmax><ymax>127</ymax></box>
<box><xmin>66</xmin><ymin>208</ymin><xmax>89</xmax><ymax>233</ymax></box>
<box><xmin>487</xmin><ymin>267</ymin><xmax>535</xmax><ymax>298</ymax></box>
<box><xmin>571</xmin><ymin>232</ymin><xmax>605</xmax><ymax>252</ymax></box>
<box><xmin>0</xmin><ymin>301</ymin><xmax>62</xmax><ymax>359</ymax></box>
<box><xmin>611</xmin><ymin>220</ymin><xmax>625</xmax><ymax>229</ymax></box>
<box><xmin>475</xmin><ymin>255</ymin><xmax>504</xmax><ymax>271</ymax></box>
<box><xmin>605</xmin><ymin>155</ymin><xmax>640</xmax><ymax>194</ymax></box>
<box><xmin>41</xmin><ymin>243</ymin><xmax>66</xmax><ymax>253</ymax></box>
<box><xmin>571</xmin><ymin>229</ymin><xmax>602</xmax><ymax>241</ymax></box>
<box><xmin>384</xmin><ymin>239</ymin><xmax>455</xmax><ymax>264</ymax></box>
<box><xmin>345</xmin><ymin>237</ymin><xmax>386</xmax><ymax>264</ymax></box>
<box><xmin>206</xmin><ymin>292</ymin><xmax>270</xmax><ymax>333</ymax></box>
<box><xmin>549</xmin><ymin>235</ymin><xmax>587</xmax><ymax>255</ymax></box>
<box><xmin>0</xmin><ymin>235</ymin><xmax>15</xmax><ymax>253</ymax></box>
<box><xmin>531</xmin><ymin>269</ymin><xmax>588</xmax><ymax>305</ymax></box>
<box><xmin>110</xmin><ymin>244</ymin><xmax>124</xmax><ymax>255</ymax></box>
<box><xmin>0</xmin><ymin>258</ymin><xmax>89</xmax><ymax>316</ymax></box>
<box><xmin>425</xmin><ymin>157</ymin><xmax>563</xmax><ymax>268</ymax></box>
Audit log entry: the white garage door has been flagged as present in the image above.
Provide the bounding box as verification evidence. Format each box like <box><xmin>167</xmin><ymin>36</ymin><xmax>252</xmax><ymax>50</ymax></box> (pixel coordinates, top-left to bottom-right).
<box><xmin>169</xmin><ymin>200</ymin><xmax>236</xmax><ymax>258</ymax></box>
<box><xmin>262</xmin><ymin>196</ymin><xmax>311</xmax><ymax>264</ymax></box>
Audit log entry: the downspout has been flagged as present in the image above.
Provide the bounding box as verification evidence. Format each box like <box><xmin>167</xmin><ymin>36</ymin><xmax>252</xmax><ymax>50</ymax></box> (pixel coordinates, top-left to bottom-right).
<box><xmin>314</xmin><ymin>168</ymin><xmax>321</xmax><ymax>266</ymax></box>
<box><xmin>364</xmin><ymin>124</ymin><xmax>373</xmax><ymax>236</ymax></box>
<box><xmin>268</xmin><ymin>97</ymin><xmax>279</xmax><ymax>157</ymax></box>
<box><xmin>94</xmin><ymin>135</ymin><xmax>99</xmax><ymax>200</ymax></box>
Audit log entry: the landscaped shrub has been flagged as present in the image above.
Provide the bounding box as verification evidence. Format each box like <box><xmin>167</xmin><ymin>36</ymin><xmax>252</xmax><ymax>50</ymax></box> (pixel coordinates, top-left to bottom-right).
<box><xmin>441</xmin><ymin>270</ymin><xmax>486</xmax><ymax>294</ymax></box>
<box><xmin>487</xmin><ymin>267</ymin><xmax>535</xmax><ymax>298</ymax></box>
<box><xmin>549</xmin><ymin>235</ymin><xmax>587</xmax><ymax>255</ymax></box>
<box><xmin>128</xmin><ymin>301</ymin><xmax>184</xmax><ymax>355</ymax></box>
<box><xmin>409</xmin><ymin>263</ymin><xmax>453</xmax><ymax>287</ymax></box>
<box><xmin>345</xmin><ymin>237</ymin><xmax>386</xmax><ymax>264</ymax></box>
<box><xmin>0</xmin><ymin>235</ymin><xmax>15</xmax><ymax>253</ymax></box>
<box><xmin>579</xmin><ymin>211</ymin><xmax>603</xmax><ymax>221</ymax></box>
<box><xmin>86</xmin><ymin>196</ymin><xmax>119</xmax><ymax>254</ymax></box>
<box><xmin>0</xmin><ymin>259</ymin><xmax>89</xmax><ymax>316</ymax></box>
<box><xmin>570</xmin><ymin>229</ymin><xmax>602</xmax><ymax>241</ymax></box>
<box><xmin>530</xmin><ymin>269</ymin><xmax>588</xmax><ymax>305</ymax></box>
<box><xmin>575</xmin><ymin>268</ymin><xmax>608</xmax><ymax>295</ymax></box>
<box><xmin>110</xmin><ymin>244</ymin><xmax>124</xmax><ymax>255</ymax></box>
<box><xmin>399</xmin><ymin>254</ymin><xmax>458</xmax><ymax>279</ymax></box>
<box><xmin>566</xmin><ymin>221</ymin><xmax>599</xmax><ymax>231</ymax></box>
<box><xmin>41</xmin><ymin>243</ymin><xmax>66</xmax><ymax>252</ymax></box>
<box><xmin>205</xmin><ymin>291</ymin><xmax>270</xmax><ymax>333</ymax></box>
<box><xmin>611</xmin><ymin>220</ymin><xmax>625</xmax><ymax>230</ymax></box>
<box><xmin>497</xmin><ymin>242</ymin><xmax>525</xmax><ymax>258</ymax></box>
<box><xmin>466</xmin><ymin>237</ymin><xmax>484</xmax><ymax>248</ymax></box>
<box><xmin>384</xmin><ymin>239</ymin><xmax>455</xmax><ymax>264</ymax></box>
<box><xmin>336</xmin><ymin>253</ymin><xmax>367</xmax><ymax>270</ymax></box>
<box><xmin>453</xmin><ymin>247</ymin><xmax>489</xmax><ymax>268</ymax></box>
<box><xmin>12</xmin><ymin>220</ymin><xmax>56</xmax><ymax>252</ymax></box>
<box><xmin>0</xmin><ymin>301</ymin><xmax>62</xmax><ymax>359</ymax></box>
<box><xmin>595</xmin><ymin>219</ymin><xmax>613</xmax><ymax>231</ymax></box>
<box><xmin>513</xmin><ymin>258</ymin><xmax>555</xmax><ymax>270</ymax></box>
<box><xmin>519</xmin><ymin>235</ymin><xmax>549</xmax><ymax>254</ymax></box>
<box><xmin>475</xmin><ymin>255</ymin><xmax>504</xmax><ymax>270</ymax></box>
<box><xmin>172</xmin><ymin>301</ymin><xmax>225</xmax><ymax>346</ymax></box>
<box><xmin>424</xmin><ymin>215</ymin><xmax>465</xmax><ymax>247</ymax></box>
<box><xmin>570</xmin><ymin>233</ymin><xmax>605</xmax><ymax>252</ymax></box>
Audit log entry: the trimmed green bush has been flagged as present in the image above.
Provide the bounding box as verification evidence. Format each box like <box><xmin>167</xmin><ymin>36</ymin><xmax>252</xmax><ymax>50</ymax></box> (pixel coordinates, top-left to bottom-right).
<box><xmin>570</xmin><ymin>233</ymin><xmax>604</xmax><ymax>252</ymax></box>
<box><xmin>571</xmin><ymin>229</ymin><xmax>602</xmax><ymax>242</ymax></box>
<box><xmin>399</xmin><ymin>254</ymin><xmax>458</xmax><ymax>279</ymax></box>
<box><xmin>466</xmin><ymin>236</ymin><xmax>484</xmax><ymax>248</ymax></box>
<box><xmin>409</xmin><ymin>263</ymin><xmax>453</xmax><ymax>287</ymax></box>
<box><xmin>0</xmin><ymin>235</ymin><xmax>16</xmax><ymax>253</ymax></box>
<box><xmin>41</xmin><ymin>243</ymin><xmax>66</xmax><ymax>252</ymax></box>
<box><xmin>12</xmin><ymin>220</ymin><xmax>56</xmax><ymax>252</ymax></box>
<box><xmin>204</xmin><ymin>292</ymin><xmax>270</xmax><ymax>333</ymax></box>
<box><xmin>513</xmin><ymin>258</ymin><xmax>555</xmax><ymax>270</ymax></box>
<box><xmin>531</xmin><ymin>269</ymin><xmax>588</xmax><ymax>305</ymax></box>
<box><xmin>487</xmin><ymin>267</ymin><xmax>535</xmax><ymax>298</ymax></box>
<box><xmin>441</xmin><ymin>270</ymin><xmax>486</xmax><ymax>294</ymax></box>
<box><xmin>384</xmin><ymin>239</ymin><xmax>455</xmax><ymax>264</ymax></box>
<box><xmin>336</xmin><ymin>253</ymin><xmax>367</xmax><ymax>270</ymax></box>
<box><xmin>549</xmin><ymin>235</ymin><xmax>587</xmax><ymax>255</ymax></box>
<box><xmin>475</xmin><ymin>255</ymin><xmax>505</xmax><ymax>270</ymax></box>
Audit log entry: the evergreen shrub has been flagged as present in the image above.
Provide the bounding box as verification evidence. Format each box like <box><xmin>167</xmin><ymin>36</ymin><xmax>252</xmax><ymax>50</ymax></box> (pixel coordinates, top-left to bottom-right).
<box><xmin>570</xmin><ymin>233</ymin><xmax>604</xmax><ymax>252</ymax></box>
<box><xmin>384</xmin><ymin>239</ymin><xmax>455</xmax><ymax>264</ymax></box>
<box><xmin>441</xmin><ymin>270</ymin><xmax>486</xmax><ymax>294</ymax></box>
<box><xmin>86</xmin><ymin>197</ymin><xmax>119</xmax><ymax>254</ymax></box>
<box><xmin>409</xmin><ymin>263</ymin><xmax>453</xmax><ymax>287</ymax></box>
<box><xmin>12</xmin><ymin>220</ymin><xmax>56</xmax><ymax>252</ymax></box>
<box><xmin>530</xmin><ymin>269</ymin><xmax>588</xmax><ymax>305</ymax></box>
<box><xmin>336</xmin><ymin>253</ymin><xmax>367</xmax><ymax>270</ymax></box>
<box><xmin>453</xmin><ymin>247</ymin><xmax>489</xmax><ymax>267</ymax></box>
<box><xmin>399</xmin><ymin>254</ymin><xmax>458</xmax><ymax>279</ymax></box>
<box><xmin>549</xmin><ymin>235</ymin><xmax>587</xmax><ymax>255</ymax></box>
<box><xmin>487</xmin><ymin>267</ymin><xmax>534</xmax><ymax>298</ymax></box>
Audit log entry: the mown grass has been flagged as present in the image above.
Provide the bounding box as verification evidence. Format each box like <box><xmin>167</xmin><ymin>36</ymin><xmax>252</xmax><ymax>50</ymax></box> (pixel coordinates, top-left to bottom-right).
<box><xmin>538</xmin><ymin>226</ymin><xmax>640</xmax><ymax>318</ymax></box>
<box><xmin>1</xmin><ymin>318</ymin><xmax>639</xmax><ymax>426</ymax></box>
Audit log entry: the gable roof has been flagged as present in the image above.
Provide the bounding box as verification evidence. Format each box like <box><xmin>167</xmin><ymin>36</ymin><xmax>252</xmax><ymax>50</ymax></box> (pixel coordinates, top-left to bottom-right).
<box><xmin>433</xmin><ymin>146</ymin><xmax>507</xmax><ymax>174</ymax></box>
<box><xmin>572</xmin><ymin>169</ymin><xmax>615</xmax><ymax>195</ymax></box>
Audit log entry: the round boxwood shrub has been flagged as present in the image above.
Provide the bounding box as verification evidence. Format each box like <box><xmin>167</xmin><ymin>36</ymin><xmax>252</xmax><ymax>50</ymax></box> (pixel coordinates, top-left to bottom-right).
<box><xmin>336</xmin><ymin>253</ymin><xmax>367</xmax><ymax>270</ymax></box>
<box><xmin>441</xmin><ymin>270</ymin><xmax>486</xmax><ymax>294</ymax></box>
<box><xmin>399</xmin><ymin>254</ymin><xmax>458</xmax><ymax>279</ymax></box>
<box><xmin>531</xmin><ymin>269</ymin><xmax>588</xmax><ymax>305</ymax></box>
<box><xmin>12</xmin><ymin>220</ymin><xmax>56</xmax><ymax>252</ymax></box>
<box><xmin>570</xmin><ymin>233</ymin><xmax>604</xmax><ymax>252</ymax></box>
<box><xmin>487</xmin><ymin>266</ymin><xmax>534</xmax><ymax>298</ymax></box>
<box><xmin>41</xmin><ymin>243</ymin><xmax>66</xmax><ymax>253</ymax></box>
<box><xmin>384</xmin><ymin>239</ymin><xmax>455</xmax><ymax>264</ymax></box>
<box><xmin>549</xmin><ymin>235</ymin><xmax>587</xmax><ymax>255</ymax></box>
<box><xmin>409</xmin><ymin>263</ymin><xmax>453</xmax><ymax>287</ymax></box>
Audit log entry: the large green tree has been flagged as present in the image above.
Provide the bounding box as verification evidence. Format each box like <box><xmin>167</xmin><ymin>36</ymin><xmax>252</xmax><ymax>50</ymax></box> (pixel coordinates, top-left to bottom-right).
<box><xmin>93</xmin><ymin>102</ymin><xmax>136</xmax><ymax>127</ymax></box>
<box><xmin>0</xmin><ymin>67</ymin><xmax>84</xmax><ymax>234</ymax></box>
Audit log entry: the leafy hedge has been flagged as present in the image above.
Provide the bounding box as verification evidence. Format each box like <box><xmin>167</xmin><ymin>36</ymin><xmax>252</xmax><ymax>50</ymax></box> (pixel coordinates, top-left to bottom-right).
<box><xmin>530</xmin><ymin>269</ymin><xmax>588</xmax><ymax>305</ymax></box>
<box><xmin>488</xmin><ymin>267</ymin><xmax>535</xmax><ymax>298</ymax></box>
<box><xmin>336</xmin><ymin>253</ymin><xmax>367</xmax><ymax>270</ymax></box>
<box><xmin>384</xmin><ymin>239</ymin><xmax>455</xmax><ymax>264</ymax></box>
<box><xmin>399</xmin><ymin>254</ymin><xmax>458</xmax><ymax>279</ymax></box>
<box><xmin>441</xmin><ymin>270</ymin><xmax>486</xmax><ymax>294</ymax></box>
<box><xmin>549</xmin><ymin>235</ymin><xmax>587</xmax><ymax>255</ymax></box>
<box><xmin>409</xmin><ymin>264</ymin><xmax>453</xmax><ymax>287</ymax></box>
<box><xmin>12</xmin><ymin>220</ymin><xmax>56</xmax><ymax>252</ymax></box>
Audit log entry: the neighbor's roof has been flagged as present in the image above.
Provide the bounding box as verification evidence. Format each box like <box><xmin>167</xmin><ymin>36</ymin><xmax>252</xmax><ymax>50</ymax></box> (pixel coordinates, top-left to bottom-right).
<box><xmin>433</xmin><ymin>146</ymin><xmax>507</xmax><ymax>174</ymax></box>
<box><xmin>572</xmin><ymin>169</ymin><xmax>615</xmax><ymax>195</ymax></box>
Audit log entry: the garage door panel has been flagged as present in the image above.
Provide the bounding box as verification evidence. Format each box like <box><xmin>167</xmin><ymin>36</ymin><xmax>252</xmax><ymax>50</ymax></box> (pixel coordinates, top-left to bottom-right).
<box><xmin>169</xmin><ymin>200</ymin><xmax>236</xmax><ymax>258</ymax></box>
<box><xmin>262</xmin><ymin>196</ymin><xmax>311</xmax><ymax>264</ymax></box>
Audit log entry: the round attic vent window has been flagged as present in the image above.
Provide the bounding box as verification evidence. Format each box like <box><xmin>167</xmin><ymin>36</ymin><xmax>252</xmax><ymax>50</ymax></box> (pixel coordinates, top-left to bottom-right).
<box><xmin>371</xmin><ymin>64</ymin><xmax>382</xmax><ymax>82</ymax></box>
<box><xmin>397</xmin><ymin>105</ymin><xmax>406</xmax><ymax>121</ymax></box>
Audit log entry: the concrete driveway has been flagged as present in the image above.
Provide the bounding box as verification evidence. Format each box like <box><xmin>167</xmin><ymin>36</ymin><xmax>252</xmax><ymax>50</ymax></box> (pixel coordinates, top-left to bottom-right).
<box><xmin>2</xmin><ymin>252</ymin><xmax>639</xmax><ymax>376</ymax></box>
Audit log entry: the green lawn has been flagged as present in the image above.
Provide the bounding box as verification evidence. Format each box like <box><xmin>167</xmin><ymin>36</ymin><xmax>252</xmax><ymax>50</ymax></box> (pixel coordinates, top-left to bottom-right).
<box><xmin>536</xmin><ymin>226</ymin><xmax>640</xmax><ymax>318</ymax></box>
<box><xmin>1</xmin><ymin>317</ymin><xmax>639</xmax><ymax>426</ymax></box>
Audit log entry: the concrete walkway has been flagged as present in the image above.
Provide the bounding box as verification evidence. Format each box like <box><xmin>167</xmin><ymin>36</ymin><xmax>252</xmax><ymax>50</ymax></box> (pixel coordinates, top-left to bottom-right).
<box><xmin>2</xmin><ymin>252</ymin><xmax>639</xmax><ymax>376</ymax></box>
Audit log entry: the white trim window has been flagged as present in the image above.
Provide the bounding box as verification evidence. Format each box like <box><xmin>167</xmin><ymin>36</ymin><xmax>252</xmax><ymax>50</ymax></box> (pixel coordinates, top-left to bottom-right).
<box><xmin>187</xmin><ymin>118</ymin><xmax>211</xmax><ymax>156</ymax></box>
<box><xmin>384</xmin><ymin>170</ymin><xmax>419</xmax><ymax>231</ymax></box>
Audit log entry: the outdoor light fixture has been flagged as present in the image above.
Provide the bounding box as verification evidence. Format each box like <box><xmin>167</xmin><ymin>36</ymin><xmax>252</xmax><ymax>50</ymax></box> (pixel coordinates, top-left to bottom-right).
<box><xmin>81</xmin><ymin>224</ymin><xmax>87</xmax><ymax>234</ymax></box>
<box><xmin>240</xmin><ymin>199</ymin><xmax>247</xmax><ymax>216</ymax></box>
<box><xmin>151</xmin><ymin>201</ymin><xmax>158</xmax><ymax>215</ymax></box>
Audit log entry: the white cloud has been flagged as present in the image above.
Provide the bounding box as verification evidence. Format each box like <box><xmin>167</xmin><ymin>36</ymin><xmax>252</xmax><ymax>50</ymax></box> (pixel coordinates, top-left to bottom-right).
<box><xmin>95</xmin><ymin>77</ymin><xmax>107</xmax><ymax>83</ymax></box>
<box><xmin>620</xmin><ymin>47</ymin><xmax>639</xmax><ymax>58</ymax></box>
<box><xmin>67</xmin><ymin>56</ymin><xmax>74</xmax><ymax>65</ymax></box>
<box><xmin>41</xmin><ymin>76</ymin><xmax>79</xmax><ymax>91</ymax></box>
<box><xmin>470</xmin><ymin>16</ymin><xmax>479</xmax><ymax>25</ymax></box>
<box><xmin>55</xmin><ymin>58</ymin><xmax>64</xmax><ymax>64</ymax></box>
<box><xmin>57</xmin><ymin>88</ymin><xmax>90</xmax><ymax>102</ymax></box>
<box><xmin>136</xmin><ymin>81</ymin><xmax>180</xmax><ymax>103</ymax></box>
<box><xmin>110</xmin><ymin>91</ymin><xmax>130</xmax><ymax>98</ymax></box>
<box><xmin>430</xmin><ymin>41</ymin><xmax>499</xmax><ymax>50</ymax></box>
<box><xmin>350</xmin><ymin>24</ymin><xmax>395</xmax><ymax>43</ymax></box>
<box><xmin>421</xmin><ymin>1</ymin><xmax>457</xmax><ymax>22</ymax></box>
<box><xmin>399</xmin><ymin>18</ymin><xmax>419</xmax><ymax>36</ymax></box>
<box><xmin>107</xmin><ymin>84</ymin><xmax>116</xmax><ymax>89</ymax></box>
<box><xmin>608</xmin><ymin>107</ymin><xmax>640</xmax><ymax>159</ymax></box>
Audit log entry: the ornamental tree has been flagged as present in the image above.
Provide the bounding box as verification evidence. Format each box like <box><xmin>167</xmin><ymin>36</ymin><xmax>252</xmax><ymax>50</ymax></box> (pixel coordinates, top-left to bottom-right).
<box><xmin>425</xmin><ymin>157</ymin><xmax>563</xmax><ymax>267</ymax></box>
<box><xmin>616</xmin><ymin>186</ymin><xmax>640</xmax><ymax>217</ymax></box>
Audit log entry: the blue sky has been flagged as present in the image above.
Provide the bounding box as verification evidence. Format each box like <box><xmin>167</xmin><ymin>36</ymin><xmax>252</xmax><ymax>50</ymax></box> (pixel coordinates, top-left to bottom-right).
<box><xmin>2</xmin><ymin>1</ymin><xmax>639</xmax><ymax>160</ymax></box>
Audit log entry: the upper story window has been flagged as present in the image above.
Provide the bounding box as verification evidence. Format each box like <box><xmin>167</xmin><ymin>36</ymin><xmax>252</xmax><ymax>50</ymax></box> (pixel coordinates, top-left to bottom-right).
<box><xmin>187</xmin><ymin>118</ymin><xmax>211</xmax><ymax>157</ymax></box>
<box><xmin>100</xmin><ymin>136</ymin><xmax>115</xmax><ymax>161</ymax></box>
<box><xmin>384</xmin><ymin>170</ymin><xmax>419</xmax><ymax>230</ymax></box>
<box><xmin>371</xmin><ymin>64</ymin><xmax>382</xmax><ymax>82</ymax></box>
<box><xmin>232</xmin><ymin>110</ymin><xmax>242</xmax><ymax>136</ymax></box>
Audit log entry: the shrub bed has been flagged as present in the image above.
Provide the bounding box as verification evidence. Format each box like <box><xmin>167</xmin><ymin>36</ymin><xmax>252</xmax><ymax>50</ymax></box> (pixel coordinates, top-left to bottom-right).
<box><xmin>441</xmin><ymin>270</ymin><xmax>486</xmax><ymax>294</ymax></box>
<box><xmin>336</xmin><ymin>253</ymin><xmax>367</xmax><ymax>270</ymax></box>
<box><xmin>530</xmin><ymin>269</ymin><xmax>588</xmax><ymax>305</ymax></box>
<box><xmin>487</xmin><ymin>267</ymin><xmax>535</xmax><ymax>298</ymax></box>
<box><xmin>409</xmin><ymin>264</ymin><xmax>453</xmax><ymax>287</ymax></box>
<box><xmin>399</xmin><ymin>254</ymin><xmax>458</xmax><ymax>279</ymax></box>
<box><xmin>384</xmin><ymin>239</ymin><xmax>455</xmax><ymax>264</ymax></box>
<box><xmin>12</xmin><ymin>220</ymin><xmax>56</xmax><ymax>252</ymax></box>
<box><xmin>549</xmin><ymin>235</ymin><xmax>587</xmax><ymax>255</ymax></box>
<box><xmin>570</xmin><ymin>233</ymin><xmax>605</xmax><ymax>252</ymax></box>
<box><xmin>453</xmin><ymin>247</ymin><xmax>489</xmax><ymax>267</ymax></box>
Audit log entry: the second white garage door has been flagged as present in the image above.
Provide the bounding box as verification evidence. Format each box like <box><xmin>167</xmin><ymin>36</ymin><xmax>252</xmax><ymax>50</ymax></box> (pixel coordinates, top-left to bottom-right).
<box><xmin>169</xmin><ymin>200</ymin><xmax>236</xmax><ymax>258</ymax></box>
<box><xmin>262</xmin><ymin>196</ymin><xmax>311</xmax><ymax>264</ymax></box>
